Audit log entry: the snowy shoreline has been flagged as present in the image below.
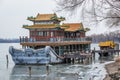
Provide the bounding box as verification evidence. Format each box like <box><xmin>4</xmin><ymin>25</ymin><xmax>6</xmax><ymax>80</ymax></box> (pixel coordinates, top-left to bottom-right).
<box><xmin>88</xmin><ymin>61</ymin><xmax>114</xmax><ymax>80</ymax></box>
<box><xmin>54</xmin><ymin>61</ymin><xmax>115</xmax><ymax>80</ymax></box>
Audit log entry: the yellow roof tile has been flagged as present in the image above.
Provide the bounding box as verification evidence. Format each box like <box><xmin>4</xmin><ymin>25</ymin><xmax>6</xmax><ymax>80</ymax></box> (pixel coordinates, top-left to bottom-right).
<box><xmin>23</xmin><ymin>24</ymin><xmax>57</xmax><ymax>29</ymax></box>
<box><xmin>27</xmin><ymin>13</ymin><xmax>65</xmax><ymax>22</ymax></box>
<box><xmin>35</xmin><ymin>13</ymin><xmax>55</xmax><ymax>21</ymax></box>
<box><xmin>99</xmin><ymin>41</ymin><xmax>115</xmax><ymax>48</ymax></box>
<box><xmin>61</xmin><ymin>23</ymin><xmax>84</xmax><ymax>32</ymax></box>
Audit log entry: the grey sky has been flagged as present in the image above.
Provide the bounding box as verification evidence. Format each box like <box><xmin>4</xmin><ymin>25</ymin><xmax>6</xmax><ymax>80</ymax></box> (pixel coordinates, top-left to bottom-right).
<box><xmin>0</xmin><ymin>0</ymin><xmax>108</xmax><ymax>38</ymax></box>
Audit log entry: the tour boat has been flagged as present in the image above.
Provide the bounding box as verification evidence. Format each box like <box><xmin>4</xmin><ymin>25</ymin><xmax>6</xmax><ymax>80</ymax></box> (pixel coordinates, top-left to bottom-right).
<box><xmin>9</xmin><ymin>13</ymin><xmax>91</xmax><ymax>65</ymax></box>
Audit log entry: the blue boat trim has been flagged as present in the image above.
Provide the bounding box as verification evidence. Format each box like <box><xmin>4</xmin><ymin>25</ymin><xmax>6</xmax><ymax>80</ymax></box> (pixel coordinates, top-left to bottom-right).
<box><xmin>9</xmin><ymin>46</ymin><xmax>63</xmax><ymax>65</ymax></box>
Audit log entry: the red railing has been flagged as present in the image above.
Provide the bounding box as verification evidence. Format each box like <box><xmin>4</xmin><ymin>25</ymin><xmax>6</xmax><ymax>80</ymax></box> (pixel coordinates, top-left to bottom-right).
<box><xmin>20</xmin><ymin>36</ymin><xmax>92</xmax><ymax>43</ymax></box>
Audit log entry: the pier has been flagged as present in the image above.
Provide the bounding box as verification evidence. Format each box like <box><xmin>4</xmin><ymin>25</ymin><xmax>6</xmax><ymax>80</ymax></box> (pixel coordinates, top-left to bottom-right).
<box><xmin>92</xmin><ymin>49</ymin><xmax>120</xmax><ymax>60</ymax></box>
<box><xmin>92</xmin><ymin>49</ymin><xmax>120</xmax><ymax>55</ymax></box>
<box><xmin>63</xmin><ymin>52</ymin><xmax>92</xmax><ymax>64</ymax></box>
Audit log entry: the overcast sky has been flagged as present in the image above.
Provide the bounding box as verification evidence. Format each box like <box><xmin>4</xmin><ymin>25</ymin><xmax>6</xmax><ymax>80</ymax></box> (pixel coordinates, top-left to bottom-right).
<box><xmin>0</xmin><ymin>0</ymin><xmax>109</xmax><ymax>38</ymax></box>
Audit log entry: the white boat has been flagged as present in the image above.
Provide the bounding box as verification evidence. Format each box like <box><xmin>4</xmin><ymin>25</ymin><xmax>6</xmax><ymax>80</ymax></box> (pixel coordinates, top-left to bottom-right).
<box><xmin>9</xmin><ymin>46</ymin><xmax>64</xmax><ymax>65</ymax></box>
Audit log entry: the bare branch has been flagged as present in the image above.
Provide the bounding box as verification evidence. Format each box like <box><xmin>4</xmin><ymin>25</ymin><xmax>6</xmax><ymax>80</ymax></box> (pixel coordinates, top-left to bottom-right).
<box><xmin>56</xmin><ymin>0</ymin><xmax>120</xmax><ymax>28</ymax></box>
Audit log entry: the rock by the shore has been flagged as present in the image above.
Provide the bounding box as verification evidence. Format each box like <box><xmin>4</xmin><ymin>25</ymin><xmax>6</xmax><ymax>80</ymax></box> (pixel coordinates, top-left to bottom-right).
<box><xmin>115</xmin><ymin>56</ymin><xmax>120</xmax><ymax>62</ymax></box>
<box><xmin>104</xmin><ymin>57</ymin><xmax>120</xmax><ymax>80</ymax></box>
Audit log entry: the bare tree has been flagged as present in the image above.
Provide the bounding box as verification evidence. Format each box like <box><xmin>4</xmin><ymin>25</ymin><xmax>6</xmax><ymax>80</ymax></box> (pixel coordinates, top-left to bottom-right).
<box><xmin>56</xmin><ymin>0</ymin><xmax>120</xmax><ymax>27</ymax></box>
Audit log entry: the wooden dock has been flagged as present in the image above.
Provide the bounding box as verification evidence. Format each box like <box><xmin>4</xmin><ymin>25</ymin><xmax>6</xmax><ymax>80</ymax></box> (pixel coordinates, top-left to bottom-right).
<box><xmin>93</xmin><ymin>49</ymin><xmax>120</xmax><ymax>53</ymax></box>
<box><xmin>92</xmin><ymin>49</ymin><xmax>120</xmax><ymax>59</ymax></box>
<box><xmin>63</xmin><ymin>53</ymin><xmax>92</xmax><ymax>64</ymax></box>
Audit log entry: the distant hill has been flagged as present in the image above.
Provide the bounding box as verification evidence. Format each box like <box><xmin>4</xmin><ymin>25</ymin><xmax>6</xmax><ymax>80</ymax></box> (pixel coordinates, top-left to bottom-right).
<box><xmin>0</xmin><ymin>38</ymin><xmax>19</xmax><ymax>43</ymax></box>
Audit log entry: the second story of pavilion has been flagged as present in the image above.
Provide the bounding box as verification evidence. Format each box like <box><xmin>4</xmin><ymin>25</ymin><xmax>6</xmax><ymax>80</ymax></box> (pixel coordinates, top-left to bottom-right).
<box><xmin>22</xmin><ymin>13</ymin><xmax>90</xmax><ymax>42</ymax></box>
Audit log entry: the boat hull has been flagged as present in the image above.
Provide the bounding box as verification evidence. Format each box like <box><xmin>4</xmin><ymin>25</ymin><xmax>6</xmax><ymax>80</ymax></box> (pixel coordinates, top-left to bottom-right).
<box><xmin>9</xmin><ymin>46</ymin><xmax>63</xmax><ymax>65</ymax></box>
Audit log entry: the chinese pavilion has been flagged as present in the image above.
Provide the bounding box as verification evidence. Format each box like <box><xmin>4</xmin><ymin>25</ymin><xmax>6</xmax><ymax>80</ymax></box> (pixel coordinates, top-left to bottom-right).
<box><xmin>20</xmin><ymin>13</ymin><xmax>91</xmax><ymax>56</ymax></box>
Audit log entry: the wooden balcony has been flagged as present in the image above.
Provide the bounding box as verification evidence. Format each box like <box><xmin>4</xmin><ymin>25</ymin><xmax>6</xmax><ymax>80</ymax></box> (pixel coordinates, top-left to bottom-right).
<box><xmin>20</xmin><ymin>41</ymin><xmax>91</xmax><ymax>46</ymax></box>
<box><xmin>20</xmin><ymin>37</ymin><xmax>92</xmax><ymax>47</ymax></box>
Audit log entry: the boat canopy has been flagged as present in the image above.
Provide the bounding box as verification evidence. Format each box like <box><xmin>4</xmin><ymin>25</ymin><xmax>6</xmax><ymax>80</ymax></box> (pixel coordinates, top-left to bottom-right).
<box><xmin>99</xmin><ymin>41</ymin><xmax>115</xmax><ymax>48</ymax></box>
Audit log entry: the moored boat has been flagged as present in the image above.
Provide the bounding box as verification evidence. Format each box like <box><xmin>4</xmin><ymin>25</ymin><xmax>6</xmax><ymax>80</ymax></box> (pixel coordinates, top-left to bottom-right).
<box><xmin>9</xmin><ymin>13</ymin><xmax>91</xmax><ymax>65</ymax></box>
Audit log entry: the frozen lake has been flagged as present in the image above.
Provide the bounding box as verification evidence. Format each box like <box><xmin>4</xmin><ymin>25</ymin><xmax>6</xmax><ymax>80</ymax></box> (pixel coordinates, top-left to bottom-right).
<box><xmin>0</xmin><ymin>43</ymin><xmax>113</xmax><ymax>80</ymax></box>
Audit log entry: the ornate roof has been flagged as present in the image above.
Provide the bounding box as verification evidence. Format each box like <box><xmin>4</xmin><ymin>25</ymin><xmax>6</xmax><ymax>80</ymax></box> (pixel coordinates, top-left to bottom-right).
<box><xmin>23</xmin><ymin>22</ymin><xmax>89</xmax><ymax>32</ymax></box>
<box><xmin>61</xmin><ymin>23</ymin><xmax>84</xmax><ymax>32</ymax></box>
<box><xmin>35</xmin><ymin>14</ymin><xmax>55</xmax><ymax>21</ymax></box>
<box><xmin>27</xmin><ymin>13</ymin><xmax>65</xmax><ymax>21</ymax></box>
<box><xmin>99</xmin><ymin>41</ymin><xmax>115</xmax><ymax>48</ymax></box>
<box><xmin>23</xmin><ymin>24</ymin><xmax>58</xmax><ymax>29</ymax></box>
